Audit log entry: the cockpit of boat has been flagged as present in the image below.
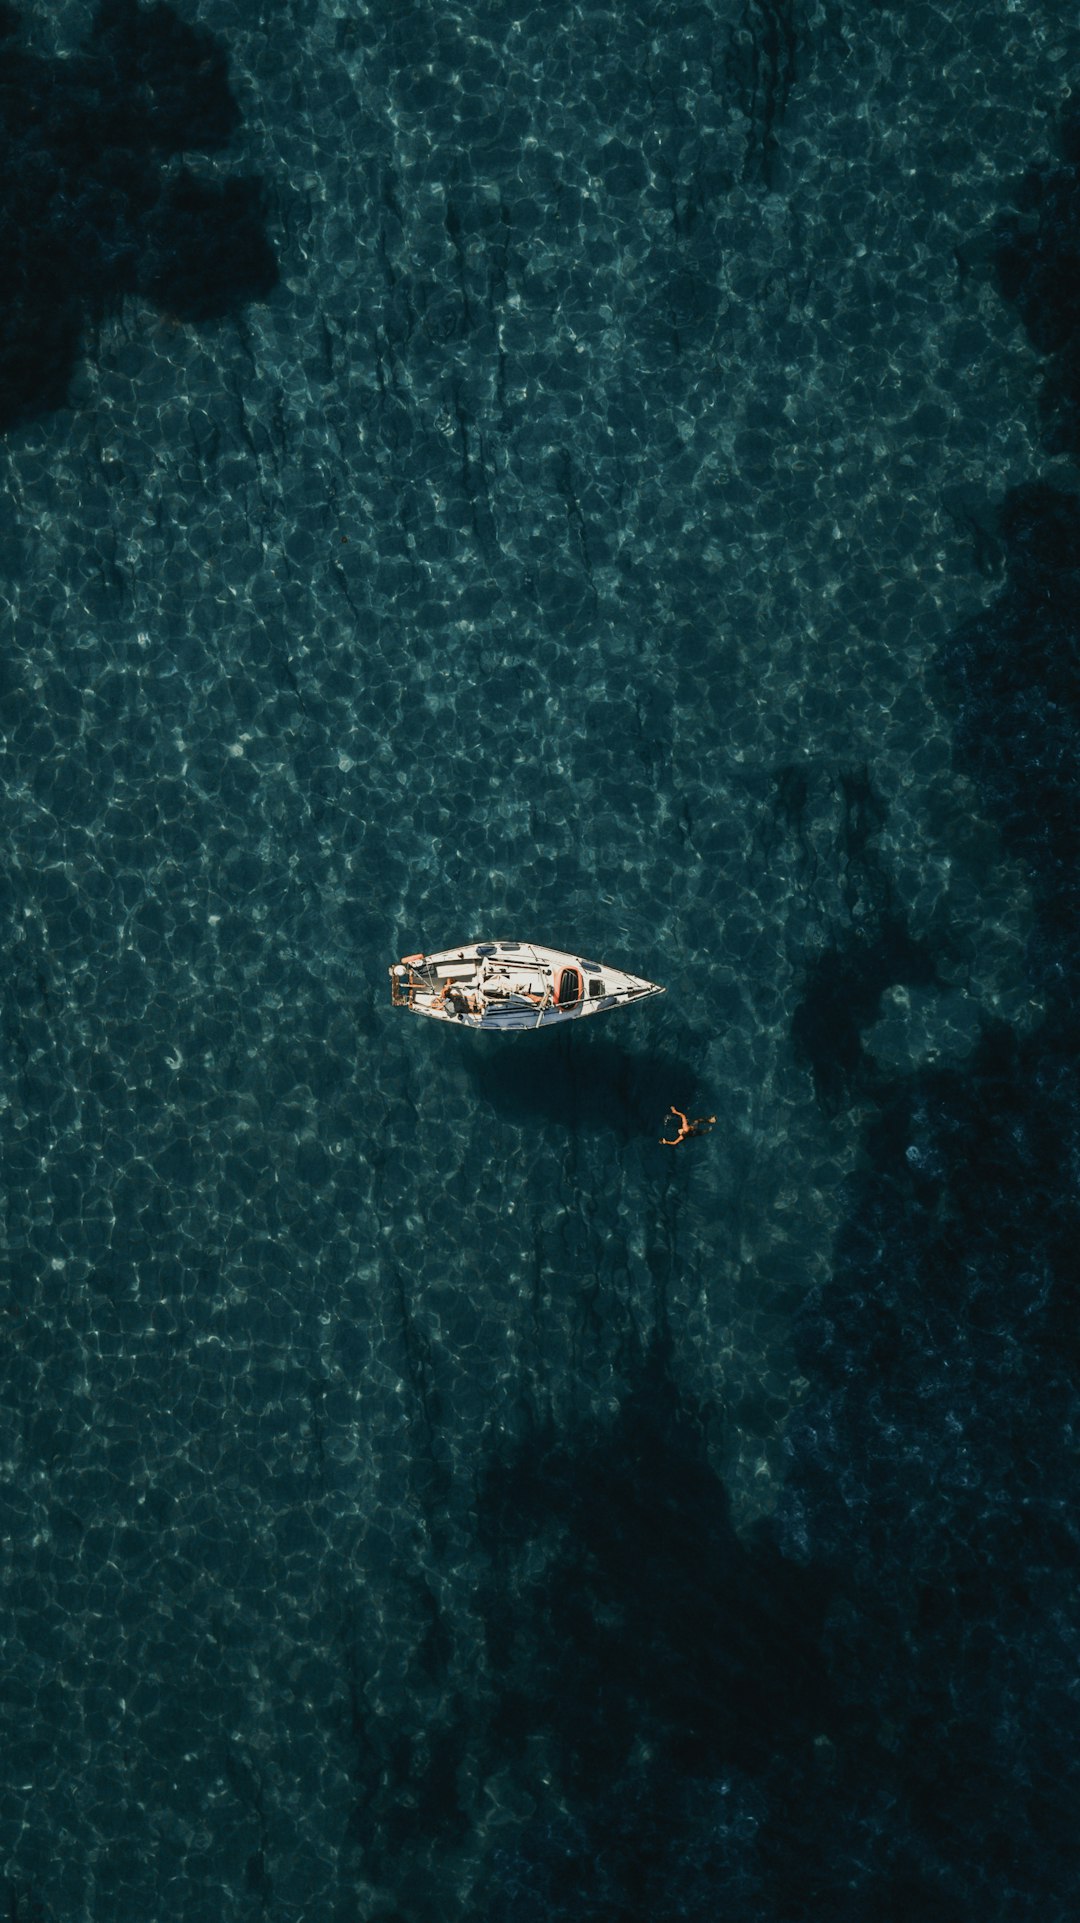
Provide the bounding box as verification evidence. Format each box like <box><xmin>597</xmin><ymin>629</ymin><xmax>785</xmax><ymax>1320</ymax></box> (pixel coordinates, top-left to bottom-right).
<box><xmin>556</xmin><ymin>967</ymin><xmax>582</xmax><ymax>1007</ymax></box>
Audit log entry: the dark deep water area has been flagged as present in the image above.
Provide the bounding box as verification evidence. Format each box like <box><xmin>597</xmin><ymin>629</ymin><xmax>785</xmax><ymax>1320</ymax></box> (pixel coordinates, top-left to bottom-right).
<box><xmin>2</xmin><ymin>2</ymin><xmax>1080</xmax><ymax>1918</ymax></box>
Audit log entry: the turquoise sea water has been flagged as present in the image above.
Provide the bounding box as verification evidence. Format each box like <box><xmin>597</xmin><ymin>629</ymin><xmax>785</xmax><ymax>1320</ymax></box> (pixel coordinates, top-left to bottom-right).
<box><xmin>2</xmin><ymin>2</ymin><xmax>1078</xmax><ymax>1917</ymax></box>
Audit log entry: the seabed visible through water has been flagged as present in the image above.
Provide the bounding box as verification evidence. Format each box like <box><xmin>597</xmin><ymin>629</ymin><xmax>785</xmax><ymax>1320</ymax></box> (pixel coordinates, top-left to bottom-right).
<box><xmin>1</xmin><ymin>2</ymin><xmax>1078</xmax><ymax>1918</ymax></box>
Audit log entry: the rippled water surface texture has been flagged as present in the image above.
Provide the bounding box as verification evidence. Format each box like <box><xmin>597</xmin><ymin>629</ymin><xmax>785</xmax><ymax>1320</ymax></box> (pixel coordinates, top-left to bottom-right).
<box><xmin>2</xmin><ymin>1</ymin><xmax>1079</xmax><ymax>1917</ymax></box>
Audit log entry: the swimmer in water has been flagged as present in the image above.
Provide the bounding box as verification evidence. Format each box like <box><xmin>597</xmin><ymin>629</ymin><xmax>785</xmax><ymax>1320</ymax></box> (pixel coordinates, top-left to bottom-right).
<box><xmin>660</xmin><ymin>1106</ymin><xmax>716</xmax><ymax>1145</ymax></box>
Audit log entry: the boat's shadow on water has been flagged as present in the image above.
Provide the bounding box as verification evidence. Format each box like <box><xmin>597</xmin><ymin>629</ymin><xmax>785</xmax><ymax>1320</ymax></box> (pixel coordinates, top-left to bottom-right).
<box><xmin>462</xmin><ymin>1025</ymin><xmax>699</xmax><ymax>1139</ymax></box>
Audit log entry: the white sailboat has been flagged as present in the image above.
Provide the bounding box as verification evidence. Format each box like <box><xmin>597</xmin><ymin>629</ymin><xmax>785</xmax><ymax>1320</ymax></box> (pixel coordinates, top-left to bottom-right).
<box><xmin>389</xmin><ymin>940</ymin><xmax>665</xmax><ymax>1032</ymax></box>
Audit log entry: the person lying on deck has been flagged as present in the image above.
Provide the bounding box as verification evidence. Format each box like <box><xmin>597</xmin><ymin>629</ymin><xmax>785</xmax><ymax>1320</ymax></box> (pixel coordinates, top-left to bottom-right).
<box><xmin>437</xmin><ymin>975</ymin><xmax>481</xmax><ymax>1015</ymax></box>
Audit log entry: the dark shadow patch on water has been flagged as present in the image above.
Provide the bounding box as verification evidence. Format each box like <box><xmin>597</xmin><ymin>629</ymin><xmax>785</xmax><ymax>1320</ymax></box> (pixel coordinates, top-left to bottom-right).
<box><xmin>774</xmin><ymin>1008</ymin><xmax>1080</xmax><ymax>1921</ymax></box>
<box><xmin>943</xmin><ymin>480</ymin><xmax>1080</xmax><ymax>998</ymax></box>
<box><xmin>0</xmin><ymin>0</ymin><xmax>277</xmax><ymax>432</ymax></box>
<box><xmin>995</xmin><ymin>105</ymin><xmax>1080</xmax><ymax>456</ymax></box>
<box><xmin>769</xmin><ymin>198</ymin><xmax>1080</xmax><ymax>1919</ymax></box>
<box><xmin>473</xmin><ymin>1325</ymin><xmax>1061</xmax><ymax>1922</ymax></box>
<box><xmin>792</xmin><ymin>911</ymin><xmax>938</xmax><ymax>1111</ymax></box>
<box><xmin>476</xmin><ymin>1334</ymin><xmax>843</xmax><ymax>1920</ymax></box>
<box><xmin>465</xmin><ymin>1025</ymin><xmax>700</xmax><ymax>1140</ymax></box>
<box><xmin>784</xmin><ymin>767</ymin><xmax>941</xmax><ymax>1110</ymax></box>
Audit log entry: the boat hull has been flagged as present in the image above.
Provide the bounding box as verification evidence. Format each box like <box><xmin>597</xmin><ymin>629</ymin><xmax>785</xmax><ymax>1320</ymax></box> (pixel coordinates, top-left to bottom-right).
<box><xmin>389</xmin><ymin>940</ymin><xmax>664</xmax><ymax>1031</ymax></box>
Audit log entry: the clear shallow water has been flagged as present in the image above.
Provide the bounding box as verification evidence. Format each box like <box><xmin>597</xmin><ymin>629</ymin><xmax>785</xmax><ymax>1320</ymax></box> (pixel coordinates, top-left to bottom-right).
<box><xmin>1</xmin><ymin>1</ymin><xmax>1078</xmax><ymax>1917</ymax></box>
